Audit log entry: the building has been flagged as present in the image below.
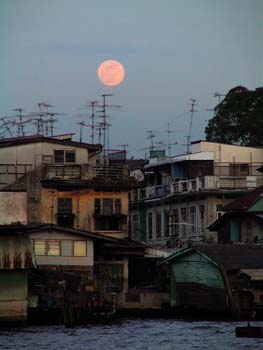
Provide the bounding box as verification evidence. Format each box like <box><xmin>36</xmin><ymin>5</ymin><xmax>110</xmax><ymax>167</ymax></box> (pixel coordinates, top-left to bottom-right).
<box><xmin>209</xmin><ymin>186</ymin><xmax>263</xmax><ymax>243</ymax></box>
<box><xmin>129</xmin><ymin>141</ymin><xmax>263</xmax><ymax>248</ymax></box>
<box><xmin>0</xmin><ymin>135</ymin><xmax>136</xmax><ymax>240</ymax></box>
<box><xmin>162</xmin><ymin>244</ymin><xmax>263</xmax><ymax>316</ymax></box>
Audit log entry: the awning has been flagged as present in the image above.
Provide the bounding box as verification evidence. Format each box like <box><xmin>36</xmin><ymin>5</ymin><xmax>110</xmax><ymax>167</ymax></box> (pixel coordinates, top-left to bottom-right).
<box><xmin>240</xmin><ymin>269</ymin><xmax>263</xmax><ymax>281</ymax></box>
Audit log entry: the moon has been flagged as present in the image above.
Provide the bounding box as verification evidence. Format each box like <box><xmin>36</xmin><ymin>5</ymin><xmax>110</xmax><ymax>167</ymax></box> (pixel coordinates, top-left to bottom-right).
<box><xmin>98</xmin><ymin>60</ymin><xmax>125</xmax><ymax>86</ymax></box>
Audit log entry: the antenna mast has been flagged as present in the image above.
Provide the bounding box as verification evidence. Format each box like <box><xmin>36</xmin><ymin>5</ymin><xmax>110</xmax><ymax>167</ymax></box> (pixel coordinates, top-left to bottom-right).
<box><xmin>186</xmin><ymin>99</ymin><xmax>197</xmax><ymax>154</ymax></box>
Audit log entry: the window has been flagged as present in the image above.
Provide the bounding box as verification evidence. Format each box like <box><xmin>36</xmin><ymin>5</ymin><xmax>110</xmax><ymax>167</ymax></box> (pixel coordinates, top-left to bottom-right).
<box><xmin>148</xmin><ymin>212</ymin><xmax>153</xmax><ymax>240</ymax></box>
<box><xmin>65</xmin><ymin>150</ymin><xmax>76</xmax><ymax>163</ymax></box>
<box><xmin>230</xmin><ymin>163</ymin><xmax>249</xmax><ymax>176</ymax></box>
<box><xmin>94</xmin><ymin>198</ymin><xmax>122</xmax><ymax>215</ymax></box>
<box><xmin>47</xmin><ymin>240</ymin><xmax>60</xmax><ymax>256</ymax></box>
<box><xmin>156</xmin><ymin>211</ymin><xmax>162</xmax><ymax>238</ymax></box>
<box><xmin>73</xmin><ymin>241</ymin><xmax>87</xmax><ymax>256</ymax></box>
<box><xmin>57</xmin><ymin>198</ymin><xmax>73</xmax><ymax>214</ymax></box>
<box><xmin>54</xmin><ymin>149</ymin><xmax>76</xmax><ymax>164</ymax></box>
<box><xmin>57</xmin><ymin>198</ymin><xmax>74</xmax><ymax>227</ymax></box>
<box><xmin>103</xmin><ymin>198</ymin><xmax>113</xmax><ymax>215</ymax></box>
<box><xmin>34</xmin><ymin>240</ymin><xmax>46</xmax><ymax>255</ymax></box>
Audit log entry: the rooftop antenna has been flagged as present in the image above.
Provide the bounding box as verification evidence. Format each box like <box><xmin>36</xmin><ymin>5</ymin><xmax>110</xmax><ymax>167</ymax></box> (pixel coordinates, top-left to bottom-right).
<box><xmin>165</xmin><ymin>122</ymin><xmax>177</xmax><ymax>157</ymax></box>
<box><xmin>77</xmin><ymin>121</ymin><xmax>91</xmax><ymax>142</ymax></box>
<box><xmin>146</xmin><ymin>130</ymin><xmax>156</xmax><ymax>152</ymax></box>
<box><xmin>214</xmin><ymin>92</ymin><xmax>225</xmax><ymax>104</ymax></box>
<box><xmin>13</xmin><ymin>108</ymin><xmax>30</xmax><ymax>136</ymax></box>
<box><xmin>97</xmin><ymin>94</ymin><xmax>120</xmax><ymax>161</ymax></box>
<box><xmin>117</xmin><ymin>144</ymin><xmax>128</xmax><ymax>159</ymax></box>
<box><xmin>0</xmin><ymin>117</ymin><xmax>14</xmax><ymax>138</ymax></box>
<box><xmin>35</xmin><ymin>102</ymin><xmax>54</xmax><ymax>135</ymax></box>
<box><xmin>186</xmin><ymin>99</ymin><xmax>197</xmax><ymax>154</ymax></box>
<box><xmin>86</xmin><ymin>100</ymin><xmax>99</xmax><ymax>143</ymax></box>
<box><xmin>44</xmin><ymin>112</ymin><xmax>60</xmax><ymax>136</ymax></box>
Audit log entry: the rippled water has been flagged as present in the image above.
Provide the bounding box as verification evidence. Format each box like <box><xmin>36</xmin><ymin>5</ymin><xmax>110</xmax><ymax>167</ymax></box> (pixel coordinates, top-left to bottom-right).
<box><xmin>0</xmin><ymin>319</ymin><xmax>262</xmax><ymax>350</ymax></box>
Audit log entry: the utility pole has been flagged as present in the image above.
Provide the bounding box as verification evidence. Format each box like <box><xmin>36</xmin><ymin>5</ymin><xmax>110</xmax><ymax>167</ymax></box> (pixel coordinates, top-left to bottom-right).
<box><xmin>186</xmin><ymin>99</ymin><xmax>197</xmax><ymax>154</ymax></box>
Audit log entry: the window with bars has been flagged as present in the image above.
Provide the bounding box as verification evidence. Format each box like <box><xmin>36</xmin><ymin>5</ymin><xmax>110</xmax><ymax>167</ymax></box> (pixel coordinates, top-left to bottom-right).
<box><xmin>94</xmin><ymin>198</ymin><xmax>122</xmax><ymax>215</ymax></box>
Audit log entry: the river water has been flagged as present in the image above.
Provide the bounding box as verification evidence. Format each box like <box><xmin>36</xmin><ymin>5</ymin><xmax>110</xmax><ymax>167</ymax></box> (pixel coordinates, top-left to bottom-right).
<box><xmin>0</xmin><ymin>319</ymin><xmax>262</xmax><ymax>350</ymax></box>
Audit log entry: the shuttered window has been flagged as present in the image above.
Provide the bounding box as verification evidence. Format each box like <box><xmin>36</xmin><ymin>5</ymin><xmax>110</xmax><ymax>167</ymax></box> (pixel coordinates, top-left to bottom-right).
<box><xmin>34</xmin><ymin>240</ymin><xmax>46</xmax><ymax>256</ymax></box>
<box><xmin>47</xmin><ymin>240</ymin><xmax>60</xmax><ymax>256</ymax></box>
<box><xmin>73</xmin><ymin>241</ymin><xmax>87</xmax><ymax>257</ymax></box>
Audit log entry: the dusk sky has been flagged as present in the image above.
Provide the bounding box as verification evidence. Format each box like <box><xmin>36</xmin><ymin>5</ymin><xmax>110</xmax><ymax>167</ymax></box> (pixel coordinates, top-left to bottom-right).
<box><xmin>1</xmin><ymin>0</ymin><xmax>262</xmax><ymax>157</ymax></box>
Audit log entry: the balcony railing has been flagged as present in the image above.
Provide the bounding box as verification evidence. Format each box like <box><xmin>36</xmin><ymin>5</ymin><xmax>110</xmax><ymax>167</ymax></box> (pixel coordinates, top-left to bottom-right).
<box><xmin>171</xmin><ymin>175</ymin><xmax>263</xmax><ymax>194</ymax></box>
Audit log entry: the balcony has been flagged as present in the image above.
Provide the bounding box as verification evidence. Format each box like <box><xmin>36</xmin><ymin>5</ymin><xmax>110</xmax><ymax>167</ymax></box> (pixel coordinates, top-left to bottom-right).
<box><xmin>145</xmin><ymin>184</ymin><xmax>170</xmax><ymax>199</ymax></box>
<box><xmin>171</xmin><ymin>175</ymin><xmax>263</xmax><ymax>194</ymax></box>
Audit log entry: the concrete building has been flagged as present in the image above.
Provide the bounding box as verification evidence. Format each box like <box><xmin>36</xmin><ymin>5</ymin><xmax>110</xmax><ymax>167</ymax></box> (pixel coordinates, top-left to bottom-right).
<box><xmin>129</xmin><ymin>141</ymin><xmax>263</xmax><ymax>248</ymax></box>
<box><xmin>0</xmin><ymin>135</ymin><xmax>136</xmax><ymax>240</ymax></box>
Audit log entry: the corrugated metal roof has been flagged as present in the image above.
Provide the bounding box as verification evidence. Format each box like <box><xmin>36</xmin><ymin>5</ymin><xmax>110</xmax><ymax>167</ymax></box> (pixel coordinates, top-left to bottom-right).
<box><xmin>223</xmin><ymin>186</ymin><xmax>263</xmax><ymax>212</ymax></box>
<box><xmin>0</xmin><ymin>135</ymin><xmax>102</xmax><ymax>151</ymax></box>
<box><xmin>162</xmin><ymin>244</ymin><xmax>263</xmax><ymax>271</ymax></box>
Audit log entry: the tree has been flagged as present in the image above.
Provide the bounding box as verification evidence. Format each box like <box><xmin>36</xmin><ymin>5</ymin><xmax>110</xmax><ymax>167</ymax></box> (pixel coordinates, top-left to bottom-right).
<box><xmin>205</xmin><ymin>86</ymin><xmax>263</xmax><ymax>146</ymax></box>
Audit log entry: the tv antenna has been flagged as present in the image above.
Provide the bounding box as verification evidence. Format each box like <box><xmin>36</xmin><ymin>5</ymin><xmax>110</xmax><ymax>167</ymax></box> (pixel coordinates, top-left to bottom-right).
<box><xmin>13</xmin><ymin>108</ymin><xmax>30</xmax><ymax>136</ymax></box>
<box><xmin>146</xmin><ymin>130</ymin><xmax>156</xmax><ymax>152</ymax></box>
<box><xmin>214</xmin><ymin>92</ymin><xmax>225</xmax><ymax>104</ymax></box>
<box><xmin>0</xmin><ymin>117</ymin><xmax>14</xmax><ymax>138</ymax></box>
<box><xmin>97</xmin><ymin>94</ymin><xmax>121</xmax><ymax>161</ymax></box>
<box><xmin>186</xmin><ymin>98</ymin><xmax>197</xmax><ymax>154</ymax></box>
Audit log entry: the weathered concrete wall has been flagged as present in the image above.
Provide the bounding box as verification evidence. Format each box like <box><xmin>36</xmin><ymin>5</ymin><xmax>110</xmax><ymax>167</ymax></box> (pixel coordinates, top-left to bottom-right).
<box><xmin>193</xmin><ymin>141</ymin><xmax>263</xmax><ymax>164</ymax></box>
<box><xmin>0</xmin><ymin>271</ymin><xmax>28</xmax><ymax>322</ymax></box>
<box><xmin>41</xmin><ymin>188</ymin><xmax>129</xmax><ymax>237</ymax></box>
<box><xmin>0</xmin><ymin>191</ymin><xmax>27</xmax><ymax>224</ymax></box>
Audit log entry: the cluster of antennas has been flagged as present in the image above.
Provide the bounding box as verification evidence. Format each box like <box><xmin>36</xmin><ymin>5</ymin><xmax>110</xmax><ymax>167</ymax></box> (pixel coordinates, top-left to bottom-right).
<box><xmin>76</xmin><ymin>94</ymin><xmax>121</xmax><ymax>151</ymax></box>
<box><xmin>0</xmin><ymin>103</ymin><xmax>61</xmax><ymax>138</ymax></box>
<box><xmin>0</xmin><ymin>94</ymin><xmax>121</xmax><ymax>152</ymax></box>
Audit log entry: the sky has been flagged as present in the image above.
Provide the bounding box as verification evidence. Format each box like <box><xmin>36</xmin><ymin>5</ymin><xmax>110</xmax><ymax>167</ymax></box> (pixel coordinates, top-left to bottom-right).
<box><xmin>1</xmin><ymin>0</ymin><xmax>262</xmax><ymax>158</ymax></box>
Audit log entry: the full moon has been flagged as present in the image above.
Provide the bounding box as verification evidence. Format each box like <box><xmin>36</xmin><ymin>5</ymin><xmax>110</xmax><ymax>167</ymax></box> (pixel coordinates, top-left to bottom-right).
<box><xmin>97</xmin><ymin>60</ymin><xmax>125</xmax><ymax>86</ymax></box>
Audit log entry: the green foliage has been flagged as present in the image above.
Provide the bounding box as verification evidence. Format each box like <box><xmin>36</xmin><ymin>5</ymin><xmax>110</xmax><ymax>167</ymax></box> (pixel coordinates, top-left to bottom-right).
<box><xmin>205</xmin><ymin>86</ymin><xmax>263</xmax><ymax>146</ymax></box>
